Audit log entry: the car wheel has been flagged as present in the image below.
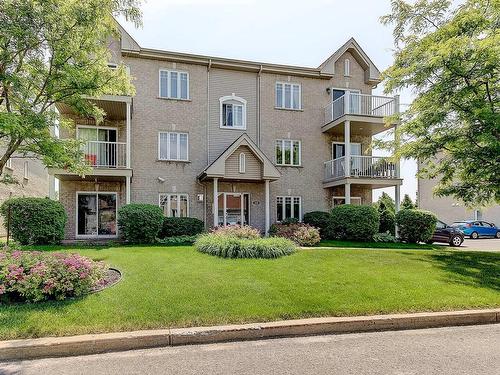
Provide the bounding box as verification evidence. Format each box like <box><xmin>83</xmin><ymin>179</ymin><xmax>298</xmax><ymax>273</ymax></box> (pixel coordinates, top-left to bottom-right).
<box><xmin>450</xmin><ymin>235</ymin><xmax>463</xmax><ymax>247</ymax></box>
<box><xmin>496</xmin><ymin>231</ymin><xmax>500</xmax><ymax>239</ymax></box>
<box><xmin>470</xmin><ymin>231</ymin><xmax>479</xmax><ymax>239</ymax></box>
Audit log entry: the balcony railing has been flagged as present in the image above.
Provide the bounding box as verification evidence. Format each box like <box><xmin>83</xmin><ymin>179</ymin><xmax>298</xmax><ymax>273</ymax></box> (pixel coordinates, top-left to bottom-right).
<box><xmin>83</xmin><ymin>141</ymin><xmax>127</xmax><ymax>168</ymax></box>
<box><xmin>324</xmin><ymin>155</ymin><xmax>397</xmax><ymax>181</ymax></box>
<box><xmin>325</xmin><ymin>92</ymin><xmax>397</xmax><ymax>124</ymax></box>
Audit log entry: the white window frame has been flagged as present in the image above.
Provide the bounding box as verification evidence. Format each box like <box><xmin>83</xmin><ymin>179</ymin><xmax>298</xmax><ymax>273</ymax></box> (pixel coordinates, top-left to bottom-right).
<box><xmin>5</xmin><ymin>158</ymin><xmax>12</xmax><ymax>169</ymax></box>
<box><xmin>219</xmin><ymin>94</ymin><xmax>247</xmax><ymax>130</ymax></box>
<box><xmin>275</xmin><ymin>82</ymin><xmax>301</xmax><ymax>110</ymax></box>
<box><xmin>158</xmin><ymin>132</ymin><xmax>189</xmax><ymax>161</ymax></box>
<box><xmin>276</xmin><ymin>196</ymin><xmax>302</xmax><ymax>222</ymax></box>
<box><xmin>158</xmin><ymin>69</ymin><xmax>190</xmax><ymax>100</ymax></box>
<box><xmin>344</xmin><ymin>59</ymin><xmax>350</xmax><ymax>76</ymax></box>
<box><xmin>159</xmin><ymin>193</ymin><xmax>190</xmax><ymax>217</ymax></box>
<box><xmin>239</xmin><ymin>152</ymin><xmax>246</xmax><ymax>173</ymax></box>
<box><xmin>275</xmin><ymin>139</ymin><xmax>301</xmax><ymax>166</ymax></box>
<box><xmin>75</xmin><ymin>191</ymin><xmax>118</xmax><ymax>239</ymax></box>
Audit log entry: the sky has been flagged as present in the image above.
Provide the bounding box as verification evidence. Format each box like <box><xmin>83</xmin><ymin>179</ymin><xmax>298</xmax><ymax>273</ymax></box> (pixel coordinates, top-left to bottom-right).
<box><xmin>119</xmin><ymin>0</ymin><xmax>418</xmax><ymax>202</ymax></box>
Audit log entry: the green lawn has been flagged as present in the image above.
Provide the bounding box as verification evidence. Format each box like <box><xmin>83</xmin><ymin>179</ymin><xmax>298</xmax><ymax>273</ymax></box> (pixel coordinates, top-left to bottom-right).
<box><xmin>0</xmin><ymin>245</ymin><xmax>499</xmax><ymax>340</ymax></box>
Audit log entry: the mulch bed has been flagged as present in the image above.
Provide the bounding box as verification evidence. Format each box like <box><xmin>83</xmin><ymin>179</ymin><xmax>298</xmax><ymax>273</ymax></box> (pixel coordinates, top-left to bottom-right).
<box><xmin>92</xmin><ymin>268</ymin><xmax>122</xmax><ymax>293</ymax></box>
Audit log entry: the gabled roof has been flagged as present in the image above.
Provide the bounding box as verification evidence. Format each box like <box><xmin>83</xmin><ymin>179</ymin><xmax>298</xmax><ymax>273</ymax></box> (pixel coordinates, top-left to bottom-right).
<box><xmin>199</xmin><ymin>134</ymin><xmax>281</xmax><ymax>181</ymax></box>
<box><xmin>318</xmin><ymin>37</ymin><xmax>382</xmax><ymax>85</ymax></box>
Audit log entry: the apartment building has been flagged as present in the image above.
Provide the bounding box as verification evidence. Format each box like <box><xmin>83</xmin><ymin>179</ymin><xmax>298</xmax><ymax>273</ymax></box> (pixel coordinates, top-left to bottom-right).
<box><xmin>49</xmin><ymin>25</ymin><xmax>402</xmax><ymax>240</ymax></box>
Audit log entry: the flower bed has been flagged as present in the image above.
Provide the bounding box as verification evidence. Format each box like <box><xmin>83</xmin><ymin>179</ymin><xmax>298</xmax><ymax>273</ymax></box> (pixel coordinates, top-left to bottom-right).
<box><xmin>0</xmin><ymin>250</ymin><xmax>107</xmax><ymax>303</ymax></box>
<box><xmin>269</xmin><ymin>223</ymin><xmax>321</xmax><ymax>246</ymax></box>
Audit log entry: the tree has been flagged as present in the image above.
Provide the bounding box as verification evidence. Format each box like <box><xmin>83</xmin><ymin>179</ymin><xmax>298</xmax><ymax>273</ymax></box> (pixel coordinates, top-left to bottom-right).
<box><xmin>0</xmin><ymin>0</ymin><xmax>142</xmax><ymax>179</ymax></box>
<box><xmin>380</xmin><ymin>0</ymin><xmax>499</xmax><ymax>207</ymax></box>
<box><xmin>400</xmin><ymin>194</ymin><xmax>416</xmax><ymax>210</ymax></box>
<box><xmin>375</xmin><ymin>192</ymin><xmax>395</xmax><ymax>213</ymax></box>
<box><xmin>375</xmin><ymin>192</ymin><xmax>396</xmax><ymax>234</ymax></box>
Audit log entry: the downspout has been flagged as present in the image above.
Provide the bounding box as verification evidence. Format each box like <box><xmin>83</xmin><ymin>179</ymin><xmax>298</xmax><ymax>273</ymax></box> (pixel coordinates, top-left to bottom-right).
<box><xmin>207</xmin><ymin>58</ymin><xmax>212</xmax><ymax>165</ymax></box>
<box><xmin>257</xmin><ymin>64</ymin><xmax>263</xmax><ymax>146</ymax></box>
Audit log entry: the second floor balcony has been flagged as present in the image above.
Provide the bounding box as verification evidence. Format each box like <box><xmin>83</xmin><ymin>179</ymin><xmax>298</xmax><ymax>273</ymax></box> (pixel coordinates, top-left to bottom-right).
<box><xmin>324</xmin><ymin>155</ymin><xmax>398</xmax><ymax>182</ymax></box>
<box><xmin>83</xmin><ymin>140</ymin><xmax>127</xmax><ymax>168</ymax></box>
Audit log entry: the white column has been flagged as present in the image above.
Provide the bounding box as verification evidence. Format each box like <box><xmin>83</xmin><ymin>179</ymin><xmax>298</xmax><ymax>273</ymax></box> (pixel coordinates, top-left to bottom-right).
<box><xmin>344</xmin><ymin>90</ymin><xmax>351</xmax><ymax>115</ymax></box>
<box><xmin>125</xmin><ymin>175</ymin><xmax>131</xmax><ymax>204</ymax></box>
<box><xmin>213</xmin><ymin>178</ymin><xmax>218</xmax><ymax>228</ymax></box>
<box><xmin>345</xmin><ymin>120</ymin><xmax>351</xmax><ymax>177</ymax></box>
<box><xmin>48</xmin><ymin>175</ymin><xmax>56</xmax><ymax>200</ymax></box>
<box><xmin>395</xmin><ymin>184</ymin><xmax>401</xmax><ymax>237</ymax></box>
<box><xmin>345</xmin><ymin>182</ymin><xmax>351</xmax><ymax>204</ymax></box>
<box><xmin>265</xmin><ymin>179</ymin><xmax>270</xmax><ymax>236</ymax></box>
<box><xmin>126</xmin><ymin>102</ymin><xmax>131</xmax><ymax>169</ymax></box>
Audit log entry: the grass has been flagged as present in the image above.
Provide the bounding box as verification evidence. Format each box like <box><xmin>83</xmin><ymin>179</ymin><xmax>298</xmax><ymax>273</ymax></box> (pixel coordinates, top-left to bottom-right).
<box><xmin>317</xmin><ymin>240</ymin><xmax>439</xmax><ymax>249</ymax></box>
<box><xmin>0</xmin><ymin>245</ymin><xmax>499</xmax><ymax>340</ymax></box>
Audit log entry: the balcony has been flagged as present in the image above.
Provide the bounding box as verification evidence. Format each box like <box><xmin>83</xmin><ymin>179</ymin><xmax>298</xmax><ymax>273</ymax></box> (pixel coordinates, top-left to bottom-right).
<box><xmin>324</xmin><ymin>156</ymin><xmax>400</xmax><ymax>186</ymax></box>
<box><xmin>323</xmin><ymin>92</ymin><xmax>398</xmax><ymax>135</ymax></box>
<box><xmin>83</xmin><ymin>141</ymin><xmax>127</xmax><ymax>168</ymax></box>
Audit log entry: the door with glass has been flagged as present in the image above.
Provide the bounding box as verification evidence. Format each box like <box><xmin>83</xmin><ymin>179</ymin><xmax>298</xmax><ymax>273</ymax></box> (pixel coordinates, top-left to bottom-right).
<box><xmin>332</xmin><ymin>142</ymin><xmax>362</xmax><ymax>176</ymax></box>
<box><xmin>217</xmin><ymin>193</ymin><xmax>250</xmax><ymax>226</ymax></box>
<box><xmin>77</xmin><ymin>192</ymin><xmax>117</xmax><ymax>237</ymax></box>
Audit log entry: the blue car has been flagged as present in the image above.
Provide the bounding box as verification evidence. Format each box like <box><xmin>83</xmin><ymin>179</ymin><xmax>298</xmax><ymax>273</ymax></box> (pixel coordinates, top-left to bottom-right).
<box><xmin>452</xmin><ymin>220</ymin><xmax>500</xmax><ymax>239</ymax></box>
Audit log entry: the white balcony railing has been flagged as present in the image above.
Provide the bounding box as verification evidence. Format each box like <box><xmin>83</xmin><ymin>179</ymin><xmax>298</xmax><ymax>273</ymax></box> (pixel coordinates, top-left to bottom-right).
<box><xmin>324</xmin><ymin>155</ymin><xmax>397</xmax><ymax>181</ymax></box>
<box><xmin>325</xmin><ymin>92</ymin><xmax>397</xmax><ymax>124</ymax></box>
<box><xmin>83</xmin><ymin>141</ymin><xmax>127</xmax><ymax>168</ymax></box>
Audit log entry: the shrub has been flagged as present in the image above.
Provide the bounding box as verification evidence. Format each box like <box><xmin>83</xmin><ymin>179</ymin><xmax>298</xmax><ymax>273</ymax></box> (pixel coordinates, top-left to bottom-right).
<box><xmin>156</xmin><ymin>235</ymin><xmax>198</xmax><ymax>245</ymax></box>
<box><xmin>0</xmin><ymin>197</ymin><xmax>67</xmax><ymax>245</ymax></box>
<box><xmin>195</xmin><ymin>234</ymin><xmax>296</xmax><ymax>259</ymax></box>
<box><xmin>396</xmin><ymin>209</ymin><xmax>437</xmax><ymax>243</ymax></box>
<box><xmin>378</xmin><ymin>208</ymin><xmax>396</xmax><ymax>235</ymax></box>
<box><xmin>212</xmin><ymin>225</ymin><xmax>260</xmax><ymax>239</ymax></box>
<box><xmin>269</xmin><ymin>223</ymin><xmax>320</xmax><ymax>246</ymax></box>
<box><xmin>159</xmin><ymin>217</ymin><xmax>205</xmax><ymax>238</ymax></box>
<box><xmin>117</xmin><ymin>203</ymin><xmax>164</xmax><ymax>243</ymax></box>
<box><xmin>0</xmin><ymin>250</ymin><xmax>107</xmax><ymax>303</ymax></box>
<box><xmin>373</xmin><ymin>232</ymin><xmax>397</xmax><ymax>243</ymax></box>
<box><xmin>303</xmin><ymin>211</ymin><xmax>332</xmax><ymax>239</ymax></box>
<box><xmin>329</xmin><ymin>204</ymin><xmax>380</xmax><ymax>241</ymax></box>
<box><xmin>282</xmin><ymin>217</ymin><xmax>299</xmax><ymax>225</ymax></box>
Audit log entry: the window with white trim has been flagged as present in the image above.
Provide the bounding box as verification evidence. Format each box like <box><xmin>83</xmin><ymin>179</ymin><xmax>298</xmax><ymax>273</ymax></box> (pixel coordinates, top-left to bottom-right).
<box><xmin>5</xmin><ymin>158</ymin><xmax>12</xmax><ymax>169</ymax></box>
<box><xmin>344</xmin><ymin>59</ymin><xmax>350</xmax><ymax>76</ymax></box>
<box><xmin>220</xmin><ymin>95</ymin><xmax>246</xmax><ymax>129</ymax></box>
<box><xmin>159</xmin><ymin>70</ymin><xmax>189</xmax><ymax>100</ymax></box>
<box><xmin>276</xmin><ymin>140</ymin><xmax>301</xmax><ymax>166</ymax></box>
<box><xmin>275</xmin><ymin>82</ymin><xmax>301</xmax><ymax>110</ymax></box>
<box><xmin>159</xmin><ymin>194</ymin><xmax>189</xmax><ymax>217</ymax></box>
<box><xmin>239</xmin><ymin>153</ymin><xmax>246</xmax><ymax>173</ymax></box>
<box><xmin>158</xmin><ymin>132</ymin><xmax>189</xmax><ymax>161</ymax></box>
<box><xmin>276</xmin><ymin>196</ymin><xmax>301</xmax><ymax>222</ymax></box>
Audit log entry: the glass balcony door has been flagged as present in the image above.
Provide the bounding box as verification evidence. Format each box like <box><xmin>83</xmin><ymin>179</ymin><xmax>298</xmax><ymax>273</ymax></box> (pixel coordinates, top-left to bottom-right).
<box><xmin>77</xmin><ymin>126</ymin><xmax>118</xmax><ymax>167</ymax></box>
<box><xmin>77</xmin><ymin>192</ymin><xmax>117</xmax><ymax>237</ymax></box>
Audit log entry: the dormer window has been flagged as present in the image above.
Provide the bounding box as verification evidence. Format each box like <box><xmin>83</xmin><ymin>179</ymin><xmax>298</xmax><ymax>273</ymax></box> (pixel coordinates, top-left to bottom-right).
<box><xmin>344</xmin><ymin>59</ymin><xmax>350</xmax><ymax>76</ymax></box>
<box><xmin>220</xmin><ymin>94</ymin><xmax>246</xmax><ymax>130</ymax></box>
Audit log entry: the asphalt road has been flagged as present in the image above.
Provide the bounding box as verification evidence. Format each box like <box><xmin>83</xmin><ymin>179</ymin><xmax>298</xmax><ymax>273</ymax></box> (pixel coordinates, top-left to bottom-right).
<box><xmin>1</xmin><ymin>324</ymin><xmax>499</xmax><ymax>375</ymax></box>
<box><xmin>437</xmin><ymin>238</ymin><xmax>500</xmax><ymax>252</ymax></box>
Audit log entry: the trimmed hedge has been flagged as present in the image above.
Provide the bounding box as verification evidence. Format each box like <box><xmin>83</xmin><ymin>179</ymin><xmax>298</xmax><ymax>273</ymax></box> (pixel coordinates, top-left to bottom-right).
<box><xmin>303</xmin><ymin>211</ymin><xmax>332</xmax><ymax>239</ymax></box>
<box><xmin>117</xmin><ymin>203</ymin><xmax>164</xmax><ymax>244</ymax></box>
<box><xmin>396</xmin><ymin>209</ymin><xmax>437</xmax><ymax>243</ymax></box>
<box><xmin>0</xmin><ymin>197</ymin><xmax>67</xmax><ymax>245</ymax></box>
<box><xmin>195</xmin><ymin>234</ymin><xmax>296</xmax><ymax>259</ymax></box>
<box><xmin>269</xmin><ymin>223</ymin><xmax>320</xmax><ymax>246</ymax></box>
<box><xmin>159</xmin><ymin>217</ymin><xmax>205</xmax><ymax>238</ymax></box>
<box><xmin>329</xmin><ymin>204</ymin><xmax>380</xmax><ymax>241</ymax></box>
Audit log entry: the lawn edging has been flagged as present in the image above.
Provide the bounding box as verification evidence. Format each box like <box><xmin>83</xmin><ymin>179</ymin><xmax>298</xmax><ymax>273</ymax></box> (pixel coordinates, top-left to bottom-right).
<box><xmin>1</xmin><ymin>308</ymin><xmax>499</xmax><ymax>361</ymax></box>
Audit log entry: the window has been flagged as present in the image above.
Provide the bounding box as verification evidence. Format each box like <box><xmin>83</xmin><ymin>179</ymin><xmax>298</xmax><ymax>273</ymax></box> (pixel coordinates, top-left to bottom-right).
<box><xmin>275</xmin><ymin>82</ymin><xmax>301</xmax><ymax>110</ymax></box>
<box><xmin>5</xmin><ymin>158</ymin><xmax>12</xmax><ymax>169</ymax></box>
<box><xmin>158</xmin><ymin>132</ymin><xmax>189</xmax><ymax>161</ymax></box>
<box><xmin>239</xmin><ymin>153</ymin><xmax>246</xmax><ymax>173</ymax></box>
<box><xmin>77</xmin><ymin>192</ymin><xmax>117</xmax><ymax>237</ymax></box>
<box><xmin>159</xmin><ymin>70</ymin><xmax>189</xmax><ymax>100</ymax></box>
<box><xmin>276</xmin><ymin>196</ymin><xmax>301</xmax><ymax>222</ymax></box>
<box><xmin>276</xmin><ymin>140</ymin><xmax>301</xmax><ymax>166</ymax></box>
<box><xmin>23</xmin><ymin>161</ymin><xmax>28</xmax><ymax>179</ymax></box>
<box><xmin>159</xmin><ymin>194</ymin><xmax>189</xmax><ymax>217</ymax></box>
<box><xmin>344</xmin><ymin>59</ymin><xmax>350</xmax><ymax>76</ymax></box>
<box><xmin>219</xmin><ymin>95</ymin><xmax>246</xmax><ymax>129</ymax></box>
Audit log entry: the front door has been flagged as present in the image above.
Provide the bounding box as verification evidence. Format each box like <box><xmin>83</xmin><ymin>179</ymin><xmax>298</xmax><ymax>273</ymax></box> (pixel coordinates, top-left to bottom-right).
<box><xmin>77</xmin><ymin>192</ymin><xmax>117</xmax><ymax>237</ymax></box>
<box><xmin>217</xmin><ymin>193</ymin><xmax>250</xmax><ymax>226</ymax></box>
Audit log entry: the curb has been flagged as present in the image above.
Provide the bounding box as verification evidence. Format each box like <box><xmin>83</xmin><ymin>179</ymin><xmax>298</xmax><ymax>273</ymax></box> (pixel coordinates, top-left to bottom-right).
<box><xmin>1</xmin><ymin>309</ymin><xmax>499</xmax><ymax>361</ymax></box>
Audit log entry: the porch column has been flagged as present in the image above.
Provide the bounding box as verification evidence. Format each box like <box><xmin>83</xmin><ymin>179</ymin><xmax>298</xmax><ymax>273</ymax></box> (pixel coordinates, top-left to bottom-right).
<box><xmin>125</xmin><ymin>175</ymin><xmax>131</xmax><ymax>204</ymax></box>
<box><xmin>265</xmin><ymin>179</ymin><xmax>270</xmax><ymax>236</ymax></box>
<box><xmin>345</xmin><ymin>182</ymin><xmax>351</xmax><ymax>204</ymax></box>
<box><xmin>48</xmin><ymin>175</ymin><xmax>56</xmax><ymax>200</ymax></box>
<box><xmin>213</xmin><ymin>178</ymin><xmax>218</xmax><ymax>228</ymax></box>
<box><xmin>344</xmin><ymin>90</ymin><xmax>351</xmax><ymax>115</ymax></box>
<box><xmin>395</xmin><ymin>184</ymin><xmax>401</xmax><ymax>236</ymax></box>
<box><xmin>126</xmin><ymin>101</ymin><xmax>131</xmax><ymax>169</ymax></box>
<box><xmin>345</xmin><ymin>120</ymin><xmax>351</xmax><ymax>177</ymax></box>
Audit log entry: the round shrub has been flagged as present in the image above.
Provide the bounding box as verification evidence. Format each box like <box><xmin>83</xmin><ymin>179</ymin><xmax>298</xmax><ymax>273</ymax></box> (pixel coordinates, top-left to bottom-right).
<box><xmin>269</xmin><ymin>223</ymin><xmax>320</xmax><ymax>246</ymax></box>
<box><xmin>117</xmin><ymin>203</ymin><xmax>164</xmax><ymax>243</ymax></box>
<box><xmin>0</xmin><ymin>197</ymin><xmax>67</xmax><ymax>245</ymax></box>
<box><xmin>303</xmin><ymin>211</ymin><xmax>332</xmax><ymax>239</ymax></box>
<box><xmin>0</xmin><ymin>250</ymin><xmax>107</xmax><ymax>303</ymax></box>
<box><xmin>159</xmin><ymin>217</ymin><xmax>205</xmax><ymax>238</ymax></box>
<box><xmin>212</xmin><ymin>225</ymin><xmax>260</xmax><ymax>239</ymax></box>
<box><xmin>195</xmin><ymin>234</ymin><xmax>296</xmax><ymax>259</ymax></box>
<box><xmin>329</xmin><ymin>204</ymin><xmax>380</xmax><ymax>241</ymax></box>
<box><xmin>396</xmin><ymin>209</ymin><xmax>437</xmax><ymax>243</ymax></box>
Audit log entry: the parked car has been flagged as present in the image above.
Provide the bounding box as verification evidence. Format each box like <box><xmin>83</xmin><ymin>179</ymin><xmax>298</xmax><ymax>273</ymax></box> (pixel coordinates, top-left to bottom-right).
<box><xmin>428</xmin><ymin>220</ymin><xmax>464</xmax><ymax>246</ymax></box>
<box><xmin>451</xmin><ymin>220</ymin><xmax>500</xmax><ymax>239</ymax></box>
